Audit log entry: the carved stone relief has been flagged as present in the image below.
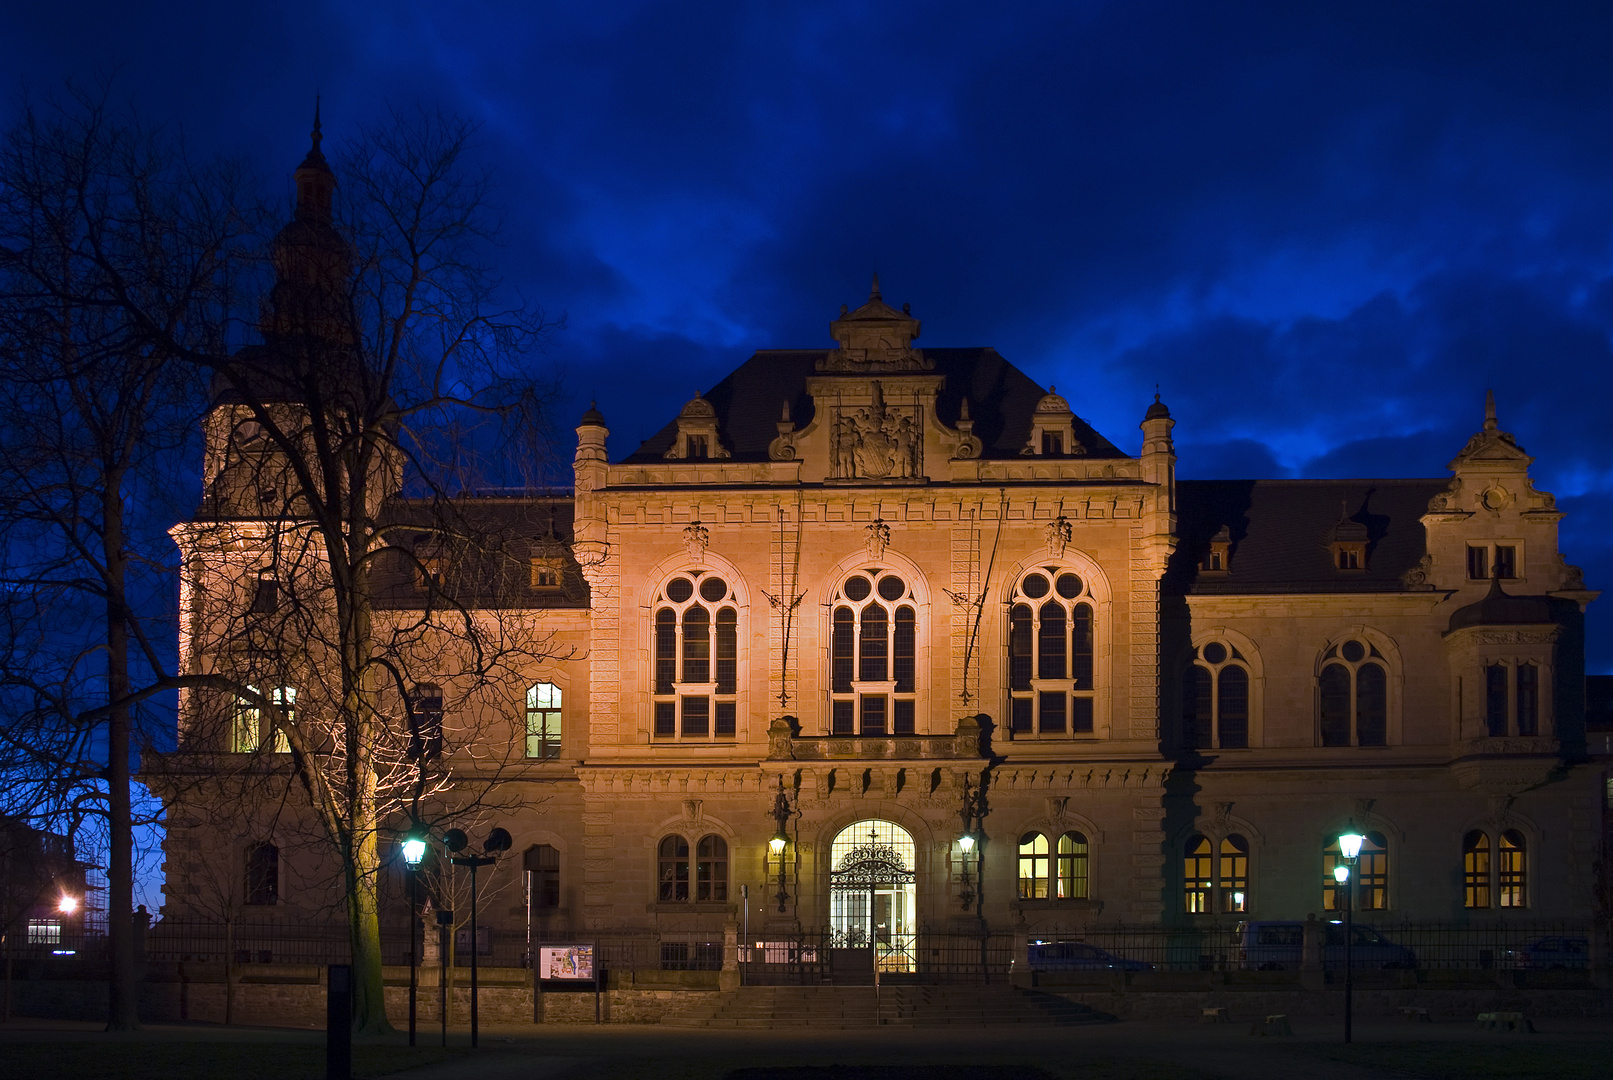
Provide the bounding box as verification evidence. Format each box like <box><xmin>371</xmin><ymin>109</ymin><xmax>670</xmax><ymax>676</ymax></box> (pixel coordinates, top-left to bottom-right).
<box><xmin>830</xmin><ymin>382</ymin><xmax>923</xmax><ymax>480</ymax></box>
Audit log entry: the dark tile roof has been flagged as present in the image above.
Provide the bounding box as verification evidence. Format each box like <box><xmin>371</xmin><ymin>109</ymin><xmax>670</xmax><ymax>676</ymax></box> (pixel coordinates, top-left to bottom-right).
<box><xmin>622</xmin><ymin>348</ymin><xmax>1127</xmax><ymax>463</ymax></box>
<box><xmin>1167</xmin><ymin>479</ymin><xmax>1447</xmax><ymax>595</ymax></box>
<box><xmin>372</xmin><ymin>495</ymin><xmax>589</xmax><ymax>610</ymax></box>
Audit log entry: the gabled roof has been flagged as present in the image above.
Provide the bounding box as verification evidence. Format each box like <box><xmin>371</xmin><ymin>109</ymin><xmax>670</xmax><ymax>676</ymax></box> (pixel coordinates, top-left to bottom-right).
<box><xmin>1168</xmin><ymin>479</ymin><xmax>1446</xmax><ymax>595</ymax></box>
<box><xmin>622</xmin><ymin>348</ymin><xmax>1126</xmax><ymax>463</ymax></box>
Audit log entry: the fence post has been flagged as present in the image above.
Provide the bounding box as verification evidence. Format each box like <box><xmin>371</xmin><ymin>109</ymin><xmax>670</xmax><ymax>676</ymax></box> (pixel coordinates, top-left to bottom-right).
<box><xmin>325</xmin><ymin>963</ymin><xmax>352</xmax><ymax>1080</ymax></box>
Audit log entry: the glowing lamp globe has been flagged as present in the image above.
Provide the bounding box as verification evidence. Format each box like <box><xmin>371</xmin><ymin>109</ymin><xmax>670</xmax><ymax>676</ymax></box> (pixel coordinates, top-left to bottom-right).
<box><xmin>1333</xmin><ymin>864</ymin><xmax>1350</xmax><ymax>884</ymax></box>
<box><xmin>402</xmin><ymin>836</ymin><xmax>427</xmax><ymax>867</ymax></box>
<box><xmin>958</xmin><ymin>834</ymin><xmax>975</xmax><ymax>853</ymax></box>
<box><xmin>769</xmin><ymin>830</ymin><xmax>788</xmax><ymax>856</ymax></box>
<box><xmin>1338</xmin><ymin>832</ymin><xmax>1365</xmax><ymax>860</ymax></box>
<box><xmin>57</xmin><ymin>894</ymin><xmax>79</xmax><ymax>915</ymax></box>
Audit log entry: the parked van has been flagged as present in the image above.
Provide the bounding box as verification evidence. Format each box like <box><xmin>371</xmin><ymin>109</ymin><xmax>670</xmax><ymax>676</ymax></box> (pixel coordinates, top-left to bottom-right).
<box><xmin>1234</xmin><ymin>920</ymin><xmax>1415</xmax><ymax>970</ymax></box>
<box><xmin>1021</xmin><ymin>940</ymin><xmax>1153</xmax><ymax>972</ymax></box>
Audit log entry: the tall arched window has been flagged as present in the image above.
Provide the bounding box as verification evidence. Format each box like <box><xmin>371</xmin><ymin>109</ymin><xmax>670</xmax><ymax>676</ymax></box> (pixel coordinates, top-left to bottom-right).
<box><xmin>1183</xmin><ymin>836</ymin><xmax>1213</xmax><ymax>913</ymax></box>
<box><xmin>657</xmin><ymin>835</ymin><xmax>690</xmax><ymax>902</ymax></box>
<box><xmin>1463</xmin><ymin>830</ymin><xmax>1491</xmax><ymax>908</ymax></box>
<box><xmin>1324</xmin><ymin>830</ymin><xmax>1388</xmax><ymax>911</ymax></box>
<box><xmin>409</xmin><ymin>683</ymin><xmax>443</xmax><ymax>761</ymax></box>
<box><xmin>1007</xmin><ymin>568</ymin><xmax>1096</xmax><ymax>736</ymax></box>
<box><xmin>525</xmin><ymin>682</ymin><xmax>562</xmax><ymax>759</ymax></box>
<box><xmin>1017</xmin><ymin>833</ymin><xmax>1050</xmax><ymax>899</ymax></box>
<box><xmin>653</xmin><ymin>573</ymin><xmax>738</xmax><ymax>739</ymax></box>
<box><xmin>695</xmin><ymin>835</ymin><xmax>728</xmax><ymax>902</ymax></box>
<box><xmin>245</xmin><ymin>842</ymin><xmax>279</xmax><ymax>906</ymax></box>
<box><xmin>1056</xmin><ymin>832</ymin><xmax>1089</xmax><ymax>899</ymax></box>
<box><xmin>1182</xmin><ymin>640</ymin><xmax>1250</xmax><ymax>749</ymax></box>
<box><xmin>830</xmin><ymin>568</ymin><xmax>917</xmax><ymax>736</ymax></box>
<box><xmin>1498</xmin><ymin>830</ymin><xmax>1526</xmax><ymax>908</ymax></box>
<box><xmin>1318</xmin><ymin>639</ymin><xmax>1387</xmax><ymax>746</ymax></box>
<box><xmin>1219</xmin><ymin>835</ymin><xmax>1249</xmax><ymax>913</ymax></box>
<box><xmin>658</xmin><ymin>833</ymin><xmax>727</xmax><ymax>904</ymax></box>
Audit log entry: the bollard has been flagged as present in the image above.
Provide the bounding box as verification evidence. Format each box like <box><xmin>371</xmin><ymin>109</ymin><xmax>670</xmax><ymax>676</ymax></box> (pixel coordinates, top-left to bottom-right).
<box><xmin>326</xmin><ymin>963</ymin><xmax>352</xmax><ymax>1080</ymax></box>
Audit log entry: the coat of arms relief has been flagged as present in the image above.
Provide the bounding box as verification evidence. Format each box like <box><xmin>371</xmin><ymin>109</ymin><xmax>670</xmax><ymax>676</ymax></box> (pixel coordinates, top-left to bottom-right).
<box><xmin>830</xmin><ymin>382</ymin><xmax>923</xmax><ymax>480</ymax></box>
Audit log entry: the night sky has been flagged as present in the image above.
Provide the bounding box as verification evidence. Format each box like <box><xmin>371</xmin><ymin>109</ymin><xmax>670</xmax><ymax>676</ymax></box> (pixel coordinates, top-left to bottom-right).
<box><xmin>5</xmin><ymin>2</ymin><xmax>1612</xmax><ymax>671</ymax></box>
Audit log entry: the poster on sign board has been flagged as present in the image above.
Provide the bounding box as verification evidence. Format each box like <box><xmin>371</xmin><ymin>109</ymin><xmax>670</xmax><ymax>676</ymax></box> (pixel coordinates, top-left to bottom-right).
<box><xmin>539</xmin><ymin>944</ymin><xmax>594</xmax><ymax>981</ymax></box>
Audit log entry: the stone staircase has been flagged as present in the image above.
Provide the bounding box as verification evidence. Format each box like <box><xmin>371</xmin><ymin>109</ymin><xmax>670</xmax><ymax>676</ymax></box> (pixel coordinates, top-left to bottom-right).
<box><xmin>656</xmin><ymin>983</ymin><xmax>1113</xmax><ymax>1028</ymax></box>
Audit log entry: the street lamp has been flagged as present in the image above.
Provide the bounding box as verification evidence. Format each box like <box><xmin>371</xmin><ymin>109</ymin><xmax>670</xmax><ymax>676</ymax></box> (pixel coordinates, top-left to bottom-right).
<box><xmin>769</xmin><ymin>777</ymin><xmax>792</xmax><ymax>913</ymax></box>
<box><xmin>401</xmin><ymin>832</ymin><xmax>427</xmax><ymax>1047</ymax></box>
<box><xmin>56</xmin><ymin>894</ymin><xmax>78</xmax><ymax>915</ymax></box>
<box><xmin>1336</xmin><ymin>830</ymin><xmax>1364</xmax><ymax>1044</ymax></box>
<box><xmin>445</xmin><ymin>826</ymin><xmax>511</xmax><ymax>1049</ymax></box>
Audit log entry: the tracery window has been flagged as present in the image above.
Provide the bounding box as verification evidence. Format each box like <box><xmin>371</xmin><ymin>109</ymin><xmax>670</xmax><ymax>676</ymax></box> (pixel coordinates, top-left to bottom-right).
<box><xmin>657</xmin><ymin>833</ymin><xmax>728</xmax><ymax>903</ymax></box>
<box><xmin>653</xmin><ymin>572</ymin><xmax>738</xmax><ymax>740</ymax></box>
<box><xmin>525</xmin><ymin>682</ymin><xmax>562</xmax><ymax>759</ymax></box>
<box><xmin>1007</xmin><ymin>568</ymin><xmax>1096</xmax><ymax>737</ymax></box>
<box><xmin>1462</xmin><ymin>828</ymin><xmax>1527</xmax><ymax>909</ymax></box>
<box><xmin>1323</xmin><ymin>831</ymin><xmax>1388</xmax><ymax>911</ymax></box>
<box><xmin>1183</xmin><ymin>836</ymin><xmax>1213</xmax><ymax>913</ymax></box>
<box><xmin>1463</xmin><ymin>830</ymin><xmax>1491</xmax><ymax>908</ymax></box>
<box><xmin>1017</xmin><ymin>831</ymin><xmax>1090</xmax><ymax>900</ymax></box>
<box><xmin>1181</xmin><ymin>640</ymin><xmax>1250</xmax><ymax>749</ymax></box>
<box><xmin>1318</xmin><ymin>639</ymin><xmax>1387</xmax><ymax>747</ymax></box>
<box><xmin>830</xmin><ymin>568</ymin><xmax>917</xmax><ymax>736</ymax></box>
<box><xmin>1498</xmin><ymin>830</ymin><xmax>1526</xmax><ymax>908</ymax></box>
<box><xmin>1219</xmin><ymin>835</ymin><xmax>1249</xmax><ymax>913</ymax></box>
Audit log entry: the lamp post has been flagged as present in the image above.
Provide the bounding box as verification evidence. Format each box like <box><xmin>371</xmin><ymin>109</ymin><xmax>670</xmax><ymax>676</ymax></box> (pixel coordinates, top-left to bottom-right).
<box><xmin>445</xmin><ymin>826</ymin><xmax>512</xmax><ymax>1049</ymax></box>
<box><xmin>769</xmin><ymin>777</ymin><xmax>792</xmax><ymax>914</ymax></box>
<box><xmin>401</xmin><ymin>832</ymin><xmax>427</xmax><ymax>1047</ymax></box>
<box><xmin>1337</xmin><ymin>831</ymin><xmax>1365</xmax><ymax>1044</ymax></box>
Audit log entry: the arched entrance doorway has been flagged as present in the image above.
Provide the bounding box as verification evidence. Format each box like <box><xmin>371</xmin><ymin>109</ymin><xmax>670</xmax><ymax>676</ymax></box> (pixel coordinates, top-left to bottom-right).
<box><xmin>829</xmin><ymin>819</ymin><xmax>916</xmax><ymax>973</ymax></box>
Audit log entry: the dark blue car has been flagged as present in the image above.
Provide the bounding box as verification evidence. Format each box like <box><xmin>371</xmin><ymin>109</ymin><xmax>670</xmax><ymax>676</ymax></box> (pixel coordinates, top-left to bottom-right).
<box><xmin>1022</xmin><ymin>940</ymin><xmax>1153</xmax><ymax>972</ymax></box>
<box><xmin>1504</xmin><ymin>935</ymin><xmax>1589</xmax><ymax>970</ymax></box>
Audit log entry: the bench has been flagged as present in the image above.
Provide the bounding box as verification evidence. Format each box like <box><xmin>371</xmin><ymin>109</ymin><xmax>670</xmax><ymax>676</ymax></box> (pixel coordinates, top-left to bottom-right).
<box><xmin>1400</xmin><ymin>1006</ymin><xmax>1431</xmax><ymax>1023</ymax></box>
<box><xmin>1476</xmin><ymin>1011</ymin><xmax>1535</xmax><ymax>1033</ymax></box>
<box><xmin>1249</xmin><ymin>1014</ymin><xmax>1292</xmax><ymax>1036</ymax></box>
<box><xmin>1201</xmin><ymin>1007</ymin><xmax>1230</xmax><ymax>1024</ymax></box>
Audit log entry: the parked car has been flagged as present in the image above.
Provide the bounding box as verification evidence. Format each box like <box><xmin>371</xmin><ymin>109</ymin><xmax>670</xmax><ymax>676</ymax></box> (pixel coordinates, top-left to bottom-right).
<box><xmin>1234</xmin><ymin>920</ymin><xmax>1416</xmax><ymax>971</ymax></box>
<box><xmin>1020</xmin><ymin>940</ymin><xmax>1154</xmax><ymax>972</ymax></box>
<box><xmin>1503</xmin><ymin>935</ymin><xmax>1589</xmax><ymax>970</ymax></box>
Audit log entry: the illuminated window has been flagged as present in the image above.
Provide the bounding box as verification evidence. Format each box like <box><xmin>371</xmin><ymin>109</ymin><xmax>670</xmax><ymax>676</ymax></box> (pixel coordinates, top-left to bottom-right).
<box><xmin>1056</xmin><ymin>832</ymin><xmax>1090</xmax><ymax>900</ymax></box>
<box><xmin>653</xmin><ymin>573</ymin><xmax>739</xmax><ymax>739</ymax></box>
<box><xmin>1183</xmin><ymin>835</ymin><xmax>1213</xmax><ymax>913</ymax></box>
<box><xmin>1463</xmin><ymin>830</ymin><xmax>1491</xmax><ymax>909</ymax></box>
<box><xmin>830</xmin><ymin>569</ymin><xmax>917</xmax><ymax>736</ymax></box>
<box><xmin>233</xmin><ymin>686</ymin><xmax>292</xmax><ymax>753</ymax></box>
<box><xmin>1318</xmin><ymin>639</ymin><xmax>1387</xmax><ymax>747</ymax></box>
<box><xmin>1498</xmin><ymin>830</ymin><xmax>1526</xmax><ymax>908</ymax></box>
<box><xmin>1017</xmin><ymin>832</ymin><xmax>1050</xmax><ymax>899</ymax></box>
<box><xmin>525</xmin><ymin>682</ymin><xmax>562</xmax><ymax>759</ymax></box>
<box><xmin>1007</xmin><ymin>568</ymin><xmax>1096</xmax><ymax>737</ymax></box>
<box><xmin>1219</xmin><ymin>835</ymin><xmax>1249</xmax><ymax>913</ymax></box>
<box><xmin>1324</xmin><ymin>831</ymin><xmax>1388</xmax><ymax>911</ymax></box>
<box><xmin>1182</xmin><ymin>640</ymin><xmax>1250</xmax><ymax>750</ymax></box>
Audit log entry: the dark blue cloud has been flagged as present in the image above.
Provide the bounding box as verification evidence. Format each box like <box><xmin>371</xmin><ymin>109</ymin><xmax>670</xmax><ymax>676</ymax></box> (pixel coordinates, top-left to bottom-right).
<box><xmin>6</xmin><ymin>0</ymin><xmax>1613</xmax><ymax>667</ymax></box>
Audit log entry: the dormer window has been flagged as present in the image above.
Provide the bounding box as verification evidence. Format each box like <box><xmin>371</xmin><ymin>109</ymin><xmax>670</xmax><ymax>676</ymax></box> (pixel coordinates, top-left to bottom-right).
<box><xmin>686</xmin><ymin>435</ymin><xmax>709</xmax><ymax>460</ymax></box>
<box><xmin>1336</xmin><ymin>544</ymin><xmax>1364</xmax><ymax>570</ymax></box>
<box><xmin>1024</xmin><ymin>387</ymin><xmax>1083</xmax><ymax>457</ymax></box>
<box><xmin>1201</xmin><ymin>528</ymin><xmax>1231</xmax><ymax>575</ymax></box>
<box><xmin>530</xmin><ymin>558</ymin><xmax>563</xmax><ymax>591</ymax></box>
<box><xmin>1042</xmin><ymin>432</ymin><xmax>1063</xmax><ymax>456</ymax></box>
<box><xmin>1328</xmin><ymin>504</ymin><xmax>1369</xmax><ymax>572</ymax></box>
<box><xmin>664</xmin><ymin>394</ymin><xmax>729</xmax><ymax>461</ymax></box>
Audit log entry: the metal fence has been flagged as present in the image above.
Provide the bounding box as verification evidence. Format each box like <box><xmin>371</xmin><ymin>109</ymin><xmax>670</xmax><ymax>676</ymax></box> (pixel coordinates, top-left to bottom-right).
<box><xmin>1037</xmin><ymin>919</ymin><xmax>1595</xmax><ymax>973</ymax></box>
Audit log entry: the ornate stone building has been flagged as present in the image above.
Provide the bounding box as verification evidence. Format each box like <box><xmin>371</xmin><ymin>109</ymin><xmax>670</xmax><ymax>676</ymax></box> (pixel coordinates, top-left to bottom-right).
<box><xmin>155</xmin><ymin>140</ymin><xmax>1602</xmax><ymax>976</ymax></box>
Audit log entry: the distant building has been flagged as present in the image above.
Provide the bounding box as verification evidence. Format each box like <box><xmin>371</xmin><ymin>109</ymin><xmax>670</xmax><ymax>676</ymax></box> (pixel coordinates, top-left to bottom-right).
<box><xmin>153</xmin><ymin>133</ymin><xmax>1604</xmax><ymax>974</ymax></box>
<box><xmin>0</xmin><ymin>816</ymin><xmax>90</xmax><ymax>954</ymax></box>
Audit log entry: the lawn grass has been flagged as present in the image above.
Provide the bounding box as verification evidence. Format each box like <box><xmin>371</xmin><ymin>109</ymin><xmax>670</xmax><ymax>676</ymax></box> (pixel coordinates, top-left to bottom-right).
<box><xmin>0</xmin><ymin>1041</ymin><xmax>470</xmax><ymax>1080</ymax></box>
<box><xmin>1302</xmin><ymin>1040</ymin><xmax>1613</xmax><ymax>1080</ymax></box>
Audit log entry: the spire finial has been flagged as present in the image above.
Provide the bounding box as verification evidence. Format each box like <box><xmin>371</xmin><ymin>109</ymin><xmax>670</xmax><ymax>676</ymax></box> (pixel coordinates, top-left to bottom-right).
<box><xmin>1484</xmin><ymin>389</ymin><xmax>1497</xmax><ymax>432</ymax></box>
<box><xmin>870</xmin><ymin>272</ymin><xmax>881</xmax><ymax>301</ymax></box>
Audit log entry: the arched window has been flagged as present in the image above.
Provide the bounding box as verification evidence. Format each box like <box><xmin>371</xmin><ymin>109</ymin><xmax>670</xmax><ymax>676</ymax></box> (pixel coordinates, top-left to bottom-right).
<box><xmin>1463</xmin><ymin>830</ymin><xmax>1491</xmax><ymax>908</ymax></box>
<box><xmin>525</xmin><ymin>844</ymin><xmax>560</xmax><ymax>909</ymax></box>
<box><xmin>525</xmin><ymin>682</ymin><xmax>562</xmax><ymax>759</ymax></box>
<box><xmin>830</xmin><ymin>568</ymin><xmax>917</xmax><ymax>736</ymax></box>
<box><xmin>1181</xmin><ymin>640</ymin><xmax>1250</xmax><ymax>749</ymax></box>
<box><xmin>1056</xmin><ymin>832</ymin><xmax>1089</xmax><ymax>900</ymax></box>
<box><xmin>1323</xmin><ymin>830</ymin><xmax>1388</xmax><ymax>911</ymax></box>
<box><xmin>695</xmin><ymin>835</ymin><xmax>728</xmax><ymax>902</ymax></box>
<box><xmin>653</xmin><ymin>573</ymin><xmax>738</xmax><ymax>740</ymax></box>
<box><xmin>657</xmin><ymin>835</ymin><xmax>690</xmax><ymax>902</ymax></box>
<box><xmin>1498</xmin><ymin>830</ymin><xmax>1526</xmax><ymax>908</ymax></box>
<box><xmin>409</xmin><ymin>683</ymin><xmax>443</xmax><ymax>761</ymax></box>
<box><xmin>1183</xmin><ymin>835</ymin><xmax>1213</xmax><ymax>913</ymax></box>
<box><xmin>1318</xmin><ymin>639</ymin><xmax>1387</xmax><ymax>746</ymax></box>
<box><xmin>1219</xmin><ymin>835</ymin><xmax>1249</xmax><ymax>913</ymax></box>
<box><xmin>1017</xmin><ymin>833</ymin><xmax>1050</xmax><ymax>899</ymax></box>
<box><xmin>245</xmin><ymin>842</ymin><xmax>279</xmax><ymax>906</ymax></box>
<box><xmin>1007</xmin><ymin>568</ymin><xmax>1096</xmax><ymax>737</ymax></box>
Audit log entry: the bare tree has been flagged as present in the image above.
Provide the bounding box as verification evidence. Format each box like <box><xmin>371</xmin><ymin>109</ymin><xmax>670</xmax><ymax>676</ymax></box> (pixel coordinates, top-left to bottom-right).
<box><xmin>0</xmin><ymin>86</ymin><xmax>250</xmax><ymax>1030</ymax></box>
<box><xmin>166</xmin><ymin>106</ymin><xmax>566</xmax><ymax>1033</ymax></box>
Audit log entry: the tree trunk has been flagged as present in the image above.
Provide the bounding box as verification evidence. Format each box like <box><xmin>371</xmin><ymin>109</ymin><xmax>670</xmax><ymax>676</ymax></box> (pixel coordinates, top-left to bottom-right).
<box><xmin>103</xmin><ymin>478</ymin><xmax>140</xmax><ymax>1030</ymax></box>
<box><xmin>346</xmin><ymin>823</ymin><xmax>389</xmax><ymax>1034</ymax></box>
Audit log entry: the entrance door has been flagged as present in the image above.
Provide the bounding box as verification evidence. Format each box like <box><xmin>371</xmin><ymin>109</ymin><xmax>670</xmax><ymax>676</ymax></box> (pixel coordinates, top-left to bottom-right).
<box><xmin>829</xmin><ymin>819</ymin><xmax>916</xmax><ymax>973</ymax></box>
